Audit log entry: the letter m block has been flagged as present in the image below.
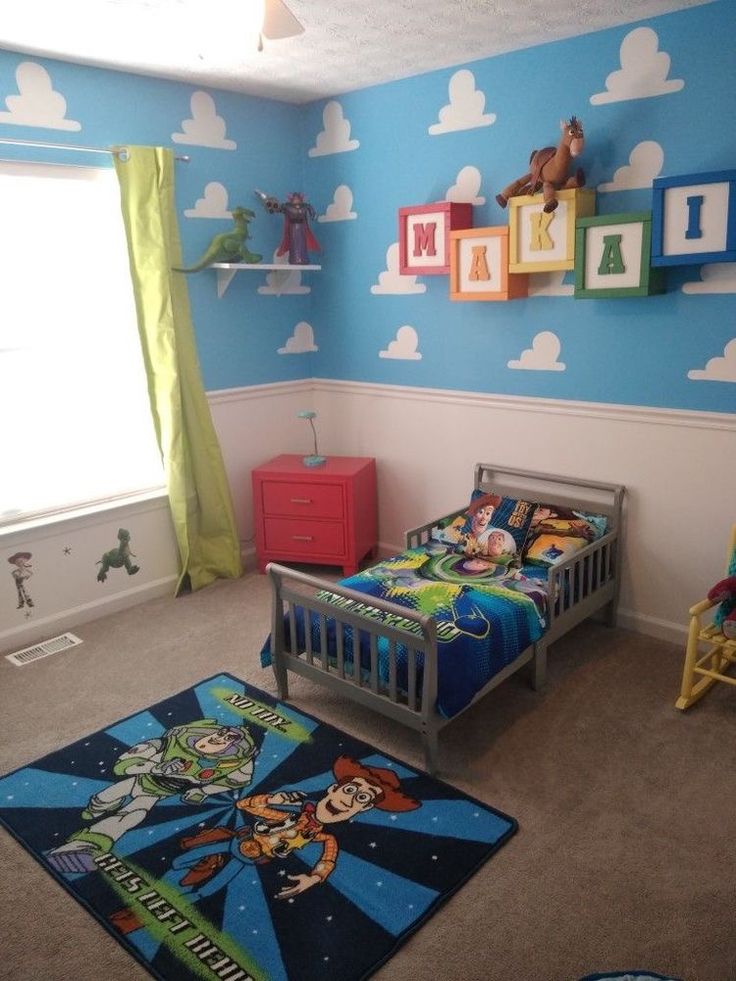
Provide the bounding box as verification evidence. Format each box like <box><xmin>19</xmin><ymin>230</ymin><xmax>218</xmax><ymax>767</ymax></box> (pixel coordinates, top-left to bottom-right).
<box><xmin>399</xmin><ymin>201</ymin><xmax>473</xmax><ymax>276</ymax></box>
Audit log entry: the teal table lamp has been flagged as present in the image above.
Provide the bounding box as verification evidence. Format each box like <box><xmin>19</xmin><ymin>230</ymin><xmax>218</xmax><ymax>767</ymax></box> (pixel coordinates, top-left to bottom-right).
<box><xmin>297</xmin><ymin>410</ymin><xmax>326</xmax><ymax>466</ymax></box>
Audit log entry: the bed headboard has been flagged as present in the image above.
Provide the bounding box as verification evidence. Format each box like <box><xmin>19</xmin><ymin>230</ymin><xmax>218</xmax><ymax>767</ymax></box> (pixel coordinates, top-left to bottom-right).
<box><xmin>474</xmin><ymin>463</ymin><xmax>625</xmax><ymax>531</ymax></box>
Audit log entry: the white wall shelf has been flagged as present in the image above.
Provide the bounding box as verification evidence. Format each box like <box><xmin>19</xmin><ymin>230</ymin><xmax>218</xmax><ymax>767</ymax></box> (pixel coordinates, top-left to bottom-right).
<box><xmin>211</xmin><ymin>262</ymin><xmax>321</xmax><ymax>298</ymax></box>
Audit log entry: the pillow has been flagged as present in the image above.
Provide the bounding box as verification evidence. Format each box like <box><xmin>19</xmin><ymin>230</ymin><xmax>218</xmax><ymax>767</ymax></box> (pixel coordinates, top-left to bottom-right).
<box><xmin>435</xmin><ymin>490</ymin><xmax>537</xmax><ymax>567</ymax></box>
<box><xmin>523</xmin><ymin>503</ymin><xmax>609</xmax><ymax>567</ymax></box>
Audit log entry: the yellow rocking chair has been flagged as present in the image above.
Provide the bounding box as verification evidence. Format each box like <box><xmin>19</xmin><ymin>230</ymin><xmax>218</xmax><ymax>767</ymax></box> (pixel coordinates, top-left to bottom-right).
<box><xmin>676</xmin><ymin>524</ymin><xmax>736</xmax><ymax>710</ymax></box>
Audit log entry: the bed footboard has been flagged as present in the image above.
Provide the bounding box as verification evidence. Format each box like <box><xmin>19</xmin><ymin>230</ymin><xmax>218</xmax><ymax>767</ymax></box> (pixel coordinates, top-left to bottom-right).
<box><xmin>267</xmin><ymin>563</ymin><xmax>444</xmax><ymax>769</ymax></box>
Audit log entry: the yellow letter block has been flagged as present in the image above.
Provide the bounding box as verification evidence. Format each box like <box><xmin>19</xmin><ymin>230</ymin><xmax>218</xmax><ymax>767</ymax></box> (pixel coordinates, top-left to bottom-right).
<box><xmin>508</xmin><ymin>188</ymin><xmax>596</xmax><ymax>273</ymax></box>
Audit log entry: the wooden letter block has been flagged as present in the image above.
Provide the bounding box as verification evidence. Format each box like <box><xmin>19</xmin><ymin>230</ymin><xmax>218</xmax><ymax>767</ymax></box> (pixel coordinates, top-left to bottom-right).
<box><xmin>651</xmin><ymin>170</ymin><xmax>736</xmax><ymax>266</ymax></box>
<box><xmin>509</xmin><ymin>188</ymin><xmax>596</xmax><ymax>273</ymax></box>
<box><xmin>399</xmin><ymin>201</ymin><xmax>473</xmax><ymax>276</ymax></box>
<box><xmin>574</xmin><ymin>212</ymin><xmax>664</xmax><ymax>298</ymax></box>
<box><xmin>449</xmin><ymin>226</ymin><xmax>528</xmax><ymax>301</ymax></box>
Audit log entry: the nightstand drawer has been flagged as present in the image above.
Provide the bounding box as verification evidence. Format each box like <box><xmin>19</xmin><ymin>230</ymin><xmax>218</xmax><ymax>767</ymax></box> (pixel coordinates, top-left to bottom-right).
<box><xmin>261</xmin><ymin>481</ymin><xmax>344</xmax><ymax>519</ymax></box>
<box><xmin>263</xmin><ymin>517</ymin><xmax>345</xmax><ymax>556</ymax></box>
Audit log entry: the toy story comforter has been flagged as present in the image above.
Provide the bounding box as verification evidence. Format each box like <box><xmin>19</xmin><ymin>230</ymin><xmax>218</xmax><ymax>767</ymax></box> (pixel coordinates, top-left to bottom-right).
<box><xmin>261</xmin><ymin>545</ymin><xmax>549</xmax><ymax>719</ymax></box>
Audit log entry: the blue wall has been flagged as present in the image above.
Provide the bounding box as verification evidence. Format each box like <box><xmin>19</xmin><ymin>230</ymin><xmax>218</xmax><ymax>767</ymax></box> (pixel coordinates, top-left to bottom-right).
<box><xmin>303</xmin><ymin>0</ymin><xmax>736</xmax><ymax>412</ymax></box>
<box><xmin>1</xmin><ymin>0</ymin><xmax>734</xmax><ymax>412</ymax></box>
<box><xmin>0</xmin><ymin>52</ymin><xmax>314</xmax><ymax>391</ymax></box>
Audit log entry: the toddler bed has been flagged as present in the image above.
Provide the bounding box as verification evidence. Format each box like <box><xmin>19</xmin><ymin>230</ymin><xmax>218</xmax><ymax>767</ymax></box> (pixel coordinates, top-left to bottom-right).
<box><xmin>261</xmin><ymin>463</ymin><xmax>624</xmax><ymax>774</ymax></box>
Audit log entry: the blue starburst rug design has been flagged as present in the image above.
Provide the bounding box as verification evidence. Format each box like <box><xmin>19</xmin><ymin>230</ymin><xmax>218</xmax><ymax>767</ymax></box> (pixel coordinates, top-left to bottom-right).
<box><xmin>0</xmin><ymin>673</ymin><xmax>517</xmax><ymax>981</ymax></box>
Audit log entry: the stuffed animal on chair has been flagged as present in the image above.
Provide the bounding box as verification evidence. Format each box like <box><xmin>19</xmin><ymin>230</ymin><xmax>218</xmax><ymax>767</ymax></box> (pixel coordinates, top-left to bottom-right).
<box><xmin>708</xmin><ymin>576</ymin><xmax>736</xmax><ymax>639</ymax></box>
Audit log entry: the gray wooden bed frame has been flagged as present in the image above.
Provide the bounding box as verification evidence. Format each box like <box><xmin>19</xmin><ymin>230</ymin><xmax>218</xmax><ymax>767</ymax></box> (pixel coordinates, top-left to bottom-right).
<box><xmin>266</xmin><ymin>463</ymin><xmax>625</xmax><ymax>775</ymax></box>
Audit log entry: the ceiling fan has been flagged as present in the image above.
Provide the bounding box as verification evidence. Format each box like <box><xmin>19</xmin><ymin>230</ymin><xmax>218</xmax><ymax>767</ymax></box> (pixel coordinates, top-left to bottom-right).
<box><xmin>260</xmin><ymin>0</ymin><xmax>304</xmax><ymax>45</ymax></box>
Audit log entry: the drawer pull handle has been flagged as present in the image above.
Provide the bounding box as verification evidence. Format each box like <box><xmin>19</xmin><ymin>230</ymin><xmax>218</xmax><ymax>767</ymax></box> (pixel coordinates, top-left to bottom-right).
<box><xmin>290</xmin><ymin>497</ymin><xmax>312</xmax><ymax>504</ymax></box>
<box><xmin>291</xmin><ymin>535</ymin><xmax>314</xmax><ymax>542</ymax></box>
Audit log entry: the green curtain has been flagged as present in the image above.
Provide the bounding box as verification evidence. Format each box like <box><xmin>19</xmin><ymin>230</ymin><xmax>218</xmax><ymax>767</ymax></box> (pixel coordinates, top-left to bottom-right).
<box><xmin>114</xmin><ymin>146</ymin><xmax>242</xmax><ymax>595</ymax></box>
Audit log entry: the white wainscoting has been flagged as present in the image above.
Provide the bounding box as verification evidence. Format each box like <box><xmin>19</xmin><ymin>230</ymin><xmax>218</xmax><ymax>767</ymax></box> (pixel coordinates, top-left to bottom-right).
<box><xmin>0</xmin><ymin>493</ymin><xmax>178</xmax><ymax>652</ymax></box>
<box><xmin>4</xmin><ymin>379</ymin><xmax>733</xmax><ymax>654</ymax></box>
<box><xmin>258</xmin><ymin>378</ymin><xmax>733</xmax><ymax>646</ymax></box>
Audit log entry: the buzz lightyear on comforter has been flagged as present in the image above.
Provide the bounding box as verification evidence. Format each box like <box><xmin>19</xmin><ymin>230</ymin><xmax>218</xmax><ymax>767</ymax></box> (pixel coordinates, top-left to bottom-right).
<box><xmin>261</xmin><ymin>544</ymin><xmax>548</xmax><ymax>719</ymax></box>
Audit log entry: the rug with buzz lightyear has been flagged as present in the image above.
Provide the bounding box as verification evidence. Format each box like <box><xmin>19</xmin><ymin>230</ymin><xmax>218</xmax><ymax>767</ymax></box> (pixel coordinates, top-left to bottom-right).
<box><xmin>0</xmin><ymin>673</ymin><xmax>517</xmax><ymax>981</ymax></box>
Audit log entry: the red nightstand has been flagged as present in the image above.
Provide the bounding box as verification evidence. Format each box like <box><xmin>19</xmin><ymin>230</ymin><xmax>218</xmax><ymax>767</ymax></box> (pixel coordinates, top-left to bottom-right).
<box><xmin>252</xmin><ymin>455</ymin><xmax>377</xmax><ymax>576</ymax></box>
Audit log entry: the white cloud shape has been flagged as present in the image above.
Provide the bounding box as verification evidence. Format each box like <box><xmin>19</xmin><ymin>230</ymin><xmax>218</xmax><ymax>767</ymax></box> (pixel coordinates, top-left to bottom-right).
<box><xmin>184</xmin><ymin>181</ymin><xmax>232</xmax><ymax>218</ymax></box>
<box><xmin>258</xmin><ymin>251</ymin><xmax>310</xmax><ymax>295</ymax></box>
<box><xmin>590</xmin><ymin>27</ymin><xmax>684</xmax><ymax>105</ymax></box>
<box><xmin>172</xmin><ymin>91</ymin><xmax>236</xmax><ymax>149</ymax></box>
<box><xmin>318</xmin><ymin>184</ymin><xmax>357</xmax><ymax>222</ymax></box>
<box><xmin>682</xmin><ymin>264</ymin><xmax>736</xmax><ymax>295</ymax></box>
<box><xmin>428</xmin><ymin>69</ymin><xmax>496</xmax><ymax>135</ymax></box>
<box><xmin>380</xmin><ymin>325</ymin><xmax>422</xmax><ymax>360</ymax></box>
<box><xmin>597</xmin><ymin>140</ymin><xmax>664</xmax><ymax>192</ymax></box>
<box><xmin>446</xmin><ymin>165</ymin><xmax>485</xmax><ymax>205</ymax></box>
<box><xmin>308</xmin><ymin>101</ymin><xmax>359</xmax><ymax>157</ymax></box>
<box><xmin>508</xmin><ymin>331</ymin><xmax>566</xmax><ymax>371</ymax></box>
<box><xmin>278</xmin><ymin>321</ymin><xmax>318</xmax><ymax>354</ymax></box>
<box><xmin>687</xmin><ymin>338</ymin><xmax>736</xmax><ymax>382</ymax></box>
<box><xmin>0</xmin><ymin>62</ymin><xmax>80</xmax><ymax>131</ymax></box>
<box><xmin>370</xmin><ymin>243</ymin><xmax>426</xmax><ymax>295</ymax></box>
<box><xmin>528</xmin><ymin>272</ymin><xmax>574</xmax><ymax>298</ymax></box>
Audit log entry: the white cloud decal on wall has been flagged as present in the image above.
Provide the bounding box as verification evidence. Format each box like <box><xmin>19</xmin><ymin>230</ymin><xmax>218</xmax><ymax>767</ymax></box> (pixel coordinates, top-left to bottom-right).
<box><xmin>446</xmin><ymin>166</ymin><xmax>485</xmax><ymax>205</ymax></box>
<box><xmin>590</xmin><ymin>27</ymin><xmax>684</xmax><ymax>105</ymax></box>
<box><xmin>687</xmin><ymin>339</ymin><xmax>736</xmax><ymax>382</ymax></box>
<box><xmin>527</xmin><ymin>272</ymin><xmax>574</xmax><ymax>298</ymax></box>
<box><xmin>172</xmin><ymin>91</ymin><xmax>236</xmax><ymax>149</ymax></box>
<box><xmin>184</xmin><ymin>181</ymin><xmax>232</xmax><ymax>218</ymax></box>
<box><xmin>318</xmin><ymin>185</ymin><xmax>357</xmax><ymax>222</ymax></box>
<box><xmin>308</xmin><ymin>101</ymin><xmax>359</xmax><ymax>157</ymax></box>
<box><xmin>0</xmin><ymin>62</ymin><xmax>81</xmax><ymax>131</ymax></box>
<box><xmin>597</xmin><ymin>140</ymin><xmax>664</xmax><ymax>192</ymax></box>
<box><xmin>428</xmin><ymin>70</ymin><xmax>496</xmax><ymax>134</ymax></box>
<box><xmin>370</xmin><ymin>243</ymin><xmax>426</xmax><ymax>295</ymax></box>
<box><xmin>508</xmin><ymin>332</ymin><xmax>566</xmax><ymax>371</ymax></box>
<box><xmin>682</xmin><ymin>264</ymin><xmax>736</xmax><ymax>295</ymax></box>
<box><xmin>258</xmin><ymin>252</ymin><xmax>310</xmax><ymax>295</ymax></box>
<box><xmin>278</xmin><ymin>322</ymin><xmax>318</xmax><ymax>354</ymax></box>
<box><xmin>379</xmin><ymin>325</ymin><xmax>422</xmax><ymax>360</ymax></box>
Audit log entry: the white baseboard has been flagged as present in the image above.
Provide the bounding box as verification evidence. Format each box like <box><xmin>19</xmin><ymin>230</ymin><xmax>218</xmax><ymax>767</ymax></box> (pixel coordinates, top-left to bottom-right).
<box><xmin>616</xmin><ymin>607</ymin><xmax>686</xmax><ymax>646</ymax></box>
<box><xmin>0</xmin><ymin>575</ymin><xmax>178</xmax><ymax>655</ymax></box>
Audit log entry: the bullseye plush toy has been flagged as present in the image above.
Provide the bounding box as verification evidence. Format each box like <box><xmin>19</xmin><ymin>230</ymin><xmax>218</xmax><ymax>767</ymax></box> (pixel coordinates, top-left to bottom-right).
<box><xmin>708</xmin><ymin>575</ymin><xmax>736</xmax><ymax>639</ymax></box>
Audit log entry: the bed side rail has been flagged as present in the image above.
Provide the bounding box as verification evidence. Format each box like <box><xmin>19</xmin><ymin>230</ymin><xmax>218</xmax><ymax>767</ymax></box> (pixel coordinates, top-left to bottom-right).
<box><xmin>405</xmin><ymin>507</ymin><xmax>467</xmax><ymax>549</ymax></box>
<box><xmin>267</xmin><ymin>563</ymin><xmax>438</xmax><ymax>726</ymax></box>
<box><xmin>545</xmin><ymin>529</ymin><xmax>620</xmax><ymax>639</ymax></box>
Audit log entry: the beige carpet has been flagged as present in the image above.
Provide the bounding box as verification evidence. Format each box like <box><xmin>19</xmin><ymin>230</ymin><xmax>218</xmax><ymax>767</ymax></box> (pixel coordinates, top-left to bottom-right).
<box><xmin>1</xmin><ymin>570</ymin><xmax>734</xmax><ymax>981</ymax></box>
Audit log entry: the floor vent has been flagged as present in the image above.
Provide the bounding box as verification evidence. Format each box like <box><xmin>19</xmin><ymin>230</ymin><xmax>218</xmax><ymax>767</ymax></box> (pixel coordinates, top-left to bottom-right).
<box><xmin>5</xmin><ymin>632</ymin><xmax>83</xmax><ymax>667</ymax></box>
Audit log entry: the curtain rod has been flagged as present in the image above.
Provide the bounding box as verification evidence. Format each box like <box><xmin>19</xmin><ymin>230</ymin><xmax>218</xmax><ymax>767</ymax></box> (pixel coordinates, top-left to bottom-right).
<box><xmin>0</xmin><ymin>137</ymin><xmax>190</xmax><ymax>161</ymax></box>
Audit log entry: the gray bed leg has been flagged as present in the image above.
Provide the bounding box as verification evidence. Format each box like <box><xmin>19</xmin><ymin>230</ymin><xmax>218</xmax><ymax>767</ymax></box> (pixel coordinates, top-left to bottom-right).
<box><xmin>421</xmin><ymin>726</ymin><xmax>439</xmax><ymax>776</ymax></box>
<box><xmin>531</xmin><ymin>641</ymin><xmax>547</xmax><ymax>691</ymax></box>
<box><xmin>273</xmin><ymin>654</ymin><xmax>290</xmax><ymax>701</ymax></box>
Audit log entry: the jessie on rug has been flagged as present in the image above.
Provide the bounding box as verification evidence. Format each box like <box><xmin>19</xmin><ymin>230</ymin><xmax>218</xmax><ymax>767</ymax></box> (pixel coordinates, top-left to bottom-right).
<box><xmin>0</xmin><ymin>672</ymin><xmax>517</xmax><ymax>981</ymax></box>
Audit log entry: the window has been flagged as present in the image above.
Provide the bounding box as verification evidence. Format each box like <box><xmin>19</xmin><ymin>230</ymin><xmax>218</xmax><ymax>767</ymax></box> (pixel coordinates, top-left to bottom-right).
<box><xmin>0</xmin><ymin>160</ymin><xmax>164</xmax><ymax>527</ymax></box>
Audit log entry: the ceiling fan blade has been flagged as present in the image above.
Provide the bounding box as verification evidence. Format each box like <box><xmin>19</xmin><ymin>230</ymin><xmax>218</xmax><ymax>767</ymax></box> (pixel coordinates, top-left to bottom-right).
<box><xmin>262</xmin><ymin>0</ymin><xmax>304</xmax><ymax>40</ymax></box>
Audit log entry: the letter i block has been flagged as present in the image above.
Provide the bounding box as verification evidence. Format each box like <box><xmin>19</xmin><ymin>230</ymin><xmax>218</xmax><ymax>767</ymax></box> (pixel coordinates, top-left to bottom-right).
<box><xmin>449</xmin><ymin>226</ymin><xmax>528</xmax><ymax>301</ymax></box>
<box><xmin>508</xmin><ymin>188</ymin><xmax>596</xmax><ymax>273</ymax></box>
<box><xmin>399</xmin><ymin>201</ymin><xmax>473</xmax><ymax>276</ymax></box>
<box><xmin>651</xmin><ymin>170</ymin><xmax>736</xmax><ymax>266</ymax></box>
<box><xmin>574</xmin><ymin>212</ymin><xmax>664</xmax><ymax>298</ymax></box>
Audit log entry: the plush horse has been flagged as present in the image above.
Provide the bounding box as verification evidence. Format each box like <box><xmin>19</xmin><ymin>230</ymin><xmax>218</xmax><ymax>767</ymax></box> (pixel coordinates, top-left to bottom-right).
<box><xmin>496</xmin><ymin>116</ymin><xmax>586</xmax><ymax>214</ymax></box>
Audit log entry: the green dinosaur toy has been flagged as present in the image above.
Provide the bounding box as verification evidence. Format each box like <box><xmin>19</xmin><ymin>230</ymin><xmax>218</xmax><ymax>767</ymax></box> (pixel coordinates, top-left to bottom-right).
<box><xmin>173</xmin><ymin>206</ymin><xmax>262</xmax><ymax>273</ymax></box>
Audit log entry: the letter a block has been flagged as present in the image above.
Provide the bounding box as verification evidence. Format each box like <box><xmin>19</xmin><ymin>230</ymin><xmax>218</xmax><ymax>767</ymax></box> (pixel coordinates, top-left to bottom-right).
<box><xmin>399</xmin><ymin>201</ymin><xmax>473</xmax><ymax>276</ymax></box>
<box><xmin>508</xmin><ymin>188</ymin><xmax>596</xmax><ymax>273</ymax></box>
<box><xmin>574</xmin><ymin>212</ymin><xmax>664</xmax><ymax>298</ymax></box>
<box><xmin>651</xmin><ymin>170</ymin><xmax>736</xmax><ymax>266</ymax></box>
<box><xmin>449</xmin><ymin>226</ymin><xmax>528</xmax><ymax>301</ymax></box>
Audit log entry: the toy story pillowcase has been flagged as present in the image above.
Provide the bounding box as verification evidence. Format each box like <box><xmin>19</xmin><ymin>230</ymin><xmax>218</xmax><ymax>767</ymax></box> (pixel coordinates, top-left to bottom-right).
<box><xmin>435</xmin><ymin>491</ymin><xmax>537</xmax><ymax>569</ymax></box>
<box><xmin>523</xmin><ymin>504</ymin><xmax>608</xmax><ymax>567</ymax></box>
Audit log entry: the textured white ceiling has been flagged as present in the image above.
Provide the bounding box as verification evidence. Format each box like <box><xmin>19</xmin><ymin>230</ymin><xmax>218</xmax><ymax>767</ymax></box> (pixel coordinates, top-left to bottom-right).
<box><xmin>0</xmin><ymin>0</ymin><xmax>714</xmax><ymax>104</ymax></box>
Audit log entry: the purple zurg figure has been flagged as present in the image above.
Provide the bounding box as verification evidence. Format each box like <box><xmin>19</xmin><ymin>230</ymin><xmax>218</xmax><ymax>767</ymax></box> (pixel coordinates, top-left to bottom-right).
<box><xmin>255</xmin><ymin>189</ymin><xmax>322</xmax><ymax>265</ymax></box>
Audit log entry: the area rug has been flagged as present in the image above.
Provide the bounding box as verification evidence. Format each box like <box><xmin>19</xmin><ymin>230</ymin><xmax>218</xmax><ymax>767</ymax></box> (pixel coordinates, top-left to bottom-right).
<box><xmin>0</xmin><ymin>672</ymin><xmax>517</xmax><ymax>981</ymax></box>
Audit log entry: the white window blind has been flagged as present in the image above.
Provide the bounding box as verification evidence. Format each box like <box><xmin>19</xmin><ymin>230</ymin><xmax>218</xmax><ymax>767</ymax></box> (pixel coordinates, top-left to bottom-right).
<box><xmin>0</xmin><ymin>160</ymin><xmax>165</xmax><ymax>526</ymax></box>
